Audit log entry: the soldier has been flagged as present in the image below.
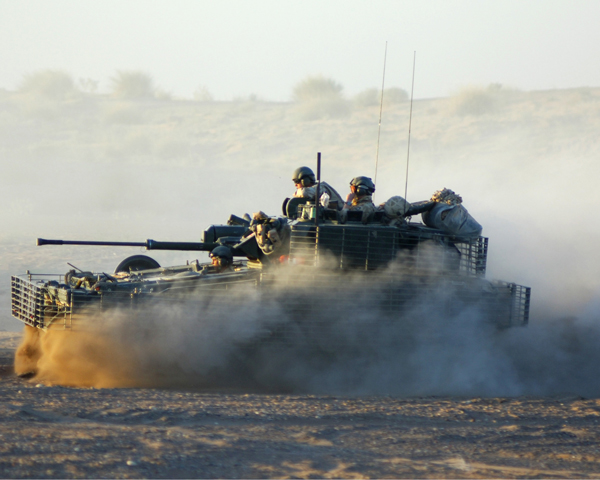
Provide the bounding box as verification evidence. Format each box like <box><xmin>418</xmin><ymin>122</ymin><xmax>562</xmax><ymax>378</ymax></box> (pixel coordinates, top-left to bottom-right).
<box><xmin>292</xmin><ymin>166</ymin><xmax>317</xmax><ymax>199</ymax></box>
<box><xmin>208</xmin><ymin>246</ymin><xmax>234</xmax><ymax>273</ymax></box>
<box><xmin>291</xmin><ymin>166</ymin><xmax>344</xmax><ymax>209</ymax></box>
<box><xmin>343</xmin><ymin>176</ymin><xmax>376</xmax><ymax>223</ymax></box>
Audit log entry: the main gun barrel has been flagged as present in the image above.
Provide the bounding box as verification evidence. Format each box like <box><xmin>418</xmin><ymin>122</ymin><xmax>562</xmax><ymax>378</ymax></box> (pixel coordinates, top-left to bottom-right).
<box><xmin>37</xmin><ymin>238</ymin><xmax>218</xmax><ymax>252</ymax></box>
<box><xmin>146</xmin><ymin>240</ymin><xmax>218</xmax><ymax>251</ymax></box>
<box><xmin>37</xmin><ymin>238</ymin><xmax>147</xmax><ymax>247</ymax></box>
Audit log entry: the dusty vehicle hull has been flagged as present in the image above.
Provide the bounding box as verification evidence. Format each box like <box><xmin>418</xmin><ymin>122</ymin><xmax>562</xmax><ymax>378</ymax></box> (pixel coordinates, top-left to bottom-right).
<box><xmin>11</xmin><ymin>262</ymin><xmax>260</xmax><ymax>331</ymax></box>
<box><xmin>282</xmin><ymin>221</ymin><xmax>529</xmax><ymax>328</ymax></box>
<box><xmin>11</xmin><ymin>217</ymin><xmax>530</xmax><ymax>337</ymax></box>
<box><xmin>10</xmin><ymin>193</ymin><xmax>530</xmax><ymax>384</ymax></box>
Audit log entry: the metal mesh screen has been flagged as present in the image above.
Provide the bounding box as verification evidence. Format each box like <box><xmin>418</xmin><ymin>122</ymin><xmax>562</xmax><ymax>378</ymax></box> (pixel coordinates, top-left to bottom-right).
<box><xmin>11</xmin><ymin>274</ymin><xmax>72</xmax><ymax>329</ymax></box>
<box><xmin>290</xmin><ymin>224</ymin><xmax>488</xmax><ymax>276</ymax></box>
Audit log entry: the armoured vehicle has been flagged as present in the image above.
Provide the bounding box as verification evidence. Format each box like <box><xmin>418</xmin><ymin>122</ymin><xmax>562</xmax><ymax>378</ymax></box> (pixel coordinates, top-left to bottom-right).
<box><xmin>11</xmin><ymin>170</ymin><xmax>531</xmax><ymax>374</ymax></box>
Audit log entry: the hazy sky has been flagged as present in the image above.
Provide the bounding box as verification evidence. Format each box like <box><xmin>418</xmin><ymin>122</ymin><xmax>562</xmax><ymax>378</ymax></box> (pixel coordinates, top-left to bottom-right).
<box><xmin>1</xmin><ymin>0</ymin><xmax>599</xmax><ymax>100</ymax></box>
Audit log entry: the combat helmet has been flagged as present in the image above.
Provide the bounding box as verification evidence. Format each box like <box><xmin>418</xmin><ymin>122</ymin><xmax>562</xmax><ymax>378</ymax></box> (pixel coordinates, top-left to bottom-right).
<box><xmin>292</xmin><ymin>166</ymin><xmax>316</xmax><ymax>187</ymax></box>
<box><xmin>210</xmin><ymin>246</ymin><xmax>234</xmax><ymax>268</ymax></box>
<box><xmin>350</xmin><ymin>176</ymin><xmax>375</xmax><ymax>196</ymax></box>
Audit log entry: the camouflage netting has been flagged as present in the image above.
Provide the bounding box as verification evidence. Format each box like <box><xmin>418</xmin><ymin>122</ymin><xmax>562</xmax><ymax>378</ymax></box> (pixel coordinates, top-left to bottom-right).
<box><xmin>250</xmin><ymin>211</ymin><xmax>290</xmax><ymax>255</ymax></box>
<box><xmin>423</xmin><ymin>189</ymin><xmax>482</xmax><ymax>237</ymax></box>
<box><xmin>431</xmin><ymin>188</ymin><xmax>462</xmax><ymax>205</ymax></box>
<box><xmin>382</xmin><ymin>195</ymin><xmax>411</xmax><ymax>218</ymax></box>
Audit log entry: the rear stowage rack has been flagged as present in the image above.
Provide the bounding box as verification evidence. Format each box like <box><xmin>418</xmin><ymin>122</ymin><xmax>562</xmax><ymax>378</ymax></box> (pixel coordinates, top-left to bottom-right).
<box><xmin>505</xmin><ymin>282</ymin><xmax>531</xmax><ymax>327</ymax></box>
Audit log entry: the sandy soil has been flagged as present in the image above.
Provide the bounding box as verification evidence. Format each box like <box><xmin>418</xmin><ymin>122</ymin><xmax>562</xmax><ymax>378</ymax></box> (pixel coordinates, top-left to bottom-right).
<box><xmin>0</xmin><ymin>332</ymin><xmax>598</xmax><ymax>479</ymax></box>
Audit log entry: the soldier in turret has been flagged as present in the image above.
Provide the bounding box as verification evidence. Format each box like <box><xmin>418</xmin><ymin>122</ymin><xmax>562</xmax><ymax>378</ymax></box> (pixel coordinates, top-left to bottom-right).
<box><xmin>343</xmin><ymin>176</ymin><xmax>376</xmax><ymax>223</ymax></box>
<box><xmin>291</xmin><ymin>166</ymin><xmax>344</xmax><ymax>209</ymax></box>
<box><xmin>292</xmin><ymin>166</ymin><xmax>317</xmax><ymax>199</ymax></box>
<box><xmin>208</xmin><ymin>246</ymin><xmax>234</xmax><ymax>273</ymax></box>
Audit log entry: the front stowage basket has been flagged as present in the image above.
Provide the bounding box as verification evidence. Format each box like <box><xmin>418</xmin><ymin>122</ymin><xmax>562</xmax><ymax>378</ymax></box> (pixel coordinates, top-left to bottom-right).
<box><xmin>11</xmin><ymin>274</ymin><xmax>72</xmax><ymax>329</ymax></box>
<box><xmin>11</xmin><ymin>273</ymin><xmax>141</xmax><ymax>330</ymax></box>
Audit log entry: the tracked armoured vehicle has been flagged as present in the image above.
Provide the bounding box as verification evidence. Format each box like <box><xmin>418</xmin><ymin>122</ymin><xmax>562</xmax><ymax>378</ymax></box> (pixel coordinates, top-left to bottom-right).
<box><xmin>12</xmin><ymin>201</ymin><xmax>530</xmax><ymax>325</ymax></box>
<box><xmin>11</xmin><ymin>163</ymin><xmax>530</xmax><ymax>373</ymax></box>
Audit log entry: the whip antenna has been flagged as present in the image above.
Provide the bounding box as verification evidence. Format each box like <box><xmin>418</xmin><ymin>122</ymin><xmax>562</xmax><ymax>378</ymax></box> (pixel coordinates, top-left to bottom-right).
<box><xmin>404</xmin><ymin>51</ymin><xmax>416</xmax><ymax>202</ymax></box>
<box><xmin>373</xmin><ymin>41</ymin><xmax>388</xmax><ymax>197</ymax></box>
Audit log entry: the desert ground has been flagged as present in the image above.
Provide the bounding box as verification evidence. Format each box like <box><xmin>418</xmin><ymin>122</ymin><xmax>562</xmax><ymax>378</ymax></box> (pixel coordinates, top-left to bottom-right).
<box><xmin>0</xmin><ymin>330</ymin><xmax>599</xmax><ymax>479</ymax></box>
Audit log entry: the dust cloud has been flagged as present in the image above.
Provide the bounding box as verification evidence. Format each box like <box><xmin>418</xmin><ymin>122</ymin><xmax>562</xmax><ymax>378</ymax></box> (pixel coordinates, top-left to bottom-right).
<box><xmin>16</xmin><ymin>257</ymin><xmax>600</xmax><ymax>397</ymax></box>
<box><xmin>3</xmin><ymin>83</ymin><xmax>600</xmax><ymax>395</ymax></box>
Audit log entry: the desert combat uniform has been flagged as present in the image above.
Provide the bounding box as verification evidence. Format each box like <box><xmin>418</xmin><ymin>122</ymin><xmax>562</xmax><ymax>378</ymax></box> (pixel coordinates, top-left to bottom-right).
<box><xmin>339</xmin><ymin>176</ymin><xmax>377</xmax><ymax>223</ymax></box>
<box><xmin>291</xmin><ymin>166</ymin><xmax>344</xmax><ymax>209</ymax></box>
<box><xmin>294</xmin><ymin>181</ymin><xmax>344</xmax><ymax>209</ymax></box>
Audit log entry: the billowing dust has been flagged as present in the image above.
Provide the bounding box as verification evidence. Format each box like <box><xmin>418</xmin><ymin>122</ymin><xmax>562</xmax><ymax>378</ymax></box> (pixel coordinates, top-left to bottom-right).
<box><xmin>16</xmin><ymin>322</ymin><xmax>150</xmax><ymax>388</ymax></box>
<box><xmin>14</xmin><ymin>259</ymin><xmax>600</xmax><ymax>396</ymax></box>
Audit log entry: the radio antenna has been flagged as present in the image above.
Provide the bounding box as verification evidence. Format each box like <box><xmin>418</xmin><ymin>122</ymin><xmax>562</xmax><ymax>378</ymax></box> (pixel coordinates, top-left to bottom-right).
<box><xmin>315</xmin><ymin>152</ymin><xmax>321</xmax><ymax>227</ymax></box>
<box><xmin>373</xmin><ymin>41</ymin><xmax>388</xmax><ymax>198</ymax></box>
<box><xmin>404</xmin><ymin>51</ymin><xmax>416</xmax><ymax>202</ymax></box>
